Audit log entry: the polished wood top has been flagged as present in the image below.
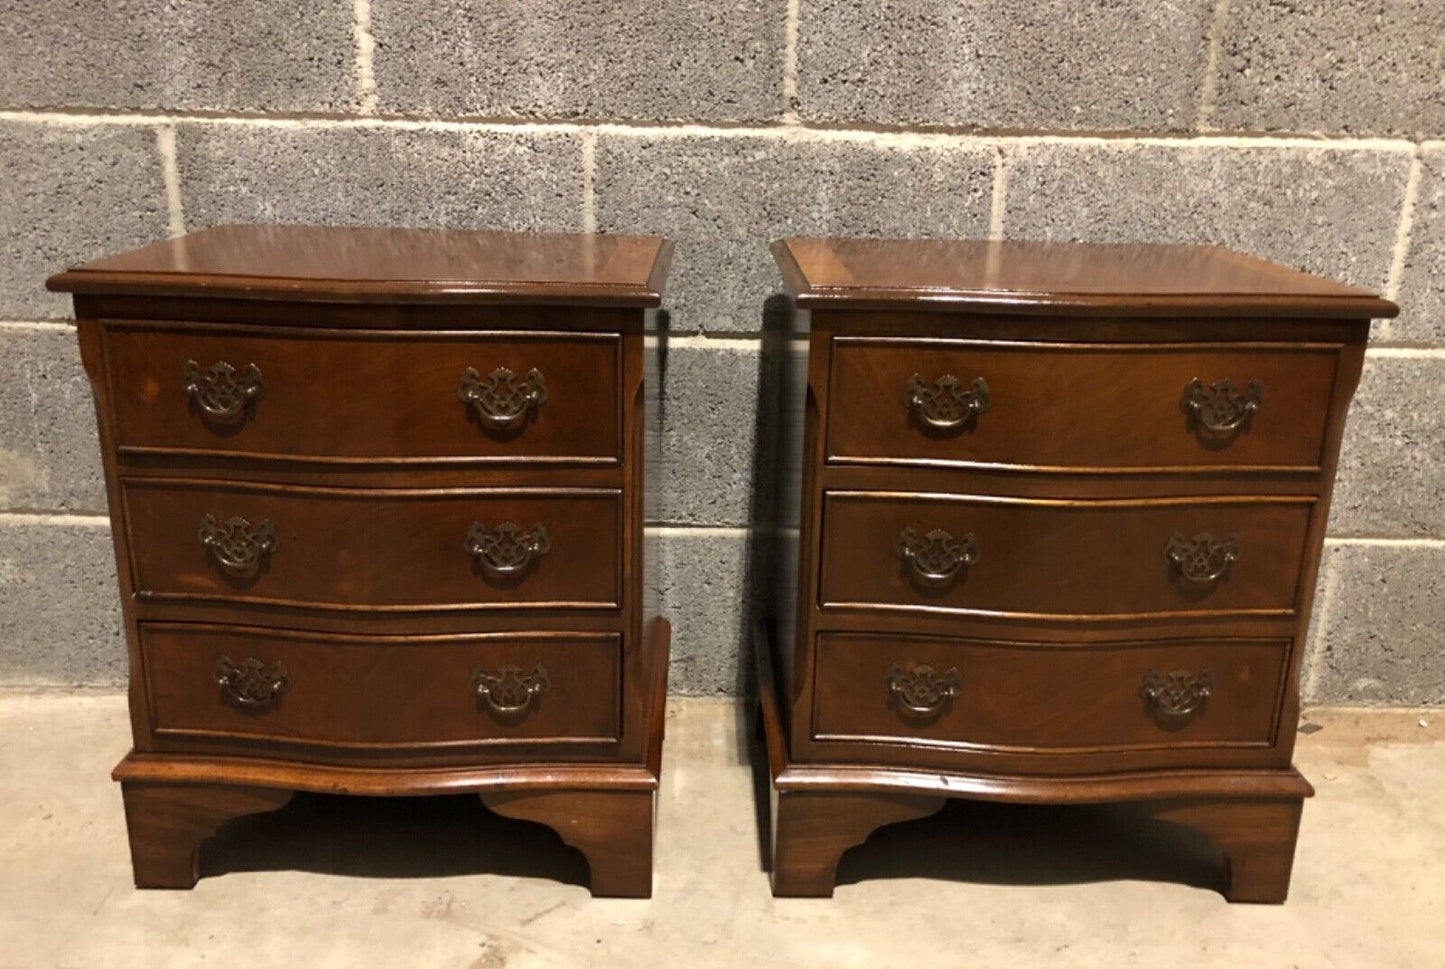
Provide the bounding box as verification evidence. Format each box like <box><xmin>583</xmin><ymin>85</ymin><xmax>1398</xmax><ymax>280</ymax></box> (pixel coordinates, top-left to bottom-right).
<box><xmin>773</xmin><ymin>238</ymin><xmax>1397</xmax><ymax>318</ymax></box>
<box><xmin>49</xmin><ymin>224</ymin><xmax>673</xmax><ymax>306</ymax></box>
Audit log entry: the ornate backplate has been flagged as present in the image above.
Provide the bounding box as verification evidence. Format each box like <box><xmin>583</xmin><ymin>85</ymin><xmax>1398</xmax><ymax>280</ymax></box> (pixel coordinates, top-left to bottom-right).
<box><xmin>896</xmin><ymin>526</ymin><xmax>980</xmax><ymax>587</ymax></box>
<box><xmin>458</xmin><ymin>366</ymin><xmax>547</xmax><ymax>429</ymax></box>
<box><xmin>1141</xmin><ymin>668</ymin><xmax>1214</xmax><ymax>721</ymax></box>
<box><xmin>1165</xmin><ymin>531</ymin><xmax>1240</xmax><ymax>584</ymax></box>
<box><xmin>1181</xmin><ymin>377</ymin><xmax>1261</xmax><ymax>437</ymax></box>
<box><xmin>182</xmin><ymin>359</ymin><xmax>265</xmax><ymax>424</ymax></box>
<box><xmin>904</xmin><ymin>373</ymin><xmax>990</xmax><ymax>430</ymax></box>
<box><xmin>197</xmin><ymin>514</ymin><xmax>277</xmax><ymax>577</ymax></box>
<box><xmin>471</xmin><ymin>663</ymin><xmax>550</xmax><ymax>715</ymax></box>
<box><xmin>884</xmin><ymin>663</ymin><xmax>962</xmax><ymax>718</ymax></box>
<box><xmin>464</xmin><ymin>521</ymin><xmax>550</xmax><ymax>578</ymax></box>
<box><xmin>214</xmin><ymin>656</ymin><xmax>291</xmax><ymax>708</ymax></box>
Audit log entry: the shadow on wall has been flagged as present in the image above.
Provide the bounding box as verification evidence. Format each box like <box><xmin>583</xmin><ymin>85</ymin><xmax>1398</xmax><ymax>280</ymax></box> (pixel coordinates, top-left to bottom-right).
<box><xmin>739</xmin><ymin>294</ymin><xmax>796</xmax><ymax>698</ymax></box>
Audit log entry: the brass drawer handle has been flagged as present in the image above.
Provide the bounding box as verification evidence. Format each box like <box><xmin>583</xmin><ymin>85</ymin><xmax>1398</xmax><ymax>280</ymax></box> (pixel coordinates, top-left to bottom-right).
<box><xmin>183</xmin><ymin>360</ymin><xmax>265</xmax><ymax>424</ymax></box>
<box><xmin>1142</xmin><ymin>668</ymin><xmax>1213</xmax><ymax>721</ymax></box>
<box><xmin>885</xmin><ymin>663</ymin><xmax>961</xmax><ymax>718</ymax></box>
<box><xmin>1182</xmin><ymin>378</ymin><xmax>1261</xmax><ymax>437</ymax></box>
<box><xmin>905</xmin><ymin>373</ymin><xmax>989</xmax><ymax>431</ymax></box>
<box><xmin>198</xmin><ymin>514</ymin><xmax>277</xmax><ymax>577</ymax></box>
<box><xmin>465</xmin><ymin>521</ymin><xmax>550</xmax><ymax>579</ymax></box>
<box><xmin>459</xmin><ymin>366</ymin><xmax>547</xmax><ymax>430</ymax></box>
<box><xmin>214</xmin><ymin>656</ymin><xmax>291</xmax><ymax>708</ymax></box>
<box><xmin>1166</xmin><ymin>531</ymin><xmax>1239</xmax><ymax>584</ymax></box>
<box><xmin>471</xmin><ymin>663</ymin><xmax>549</xmax><ymax>716</ymax></box>
<box><xmin>897</xmin><ymin>526</ymin><xmax>979</xmax><ymax>587</ymax></box>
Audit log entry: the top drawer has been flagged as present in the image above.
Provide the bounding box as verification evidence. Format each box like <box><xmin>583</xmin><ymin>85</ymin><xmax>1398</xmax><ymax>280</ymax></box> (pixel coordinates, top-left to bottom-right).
<box><xmin>100</xmin><ymin>322</ymin><xmax>622</xmax><ymax>465</ymax></box>
<box><xmin>826</xmin><ymin>338</ymin><xmax>1340</xmax><ymax>473</ymax></box>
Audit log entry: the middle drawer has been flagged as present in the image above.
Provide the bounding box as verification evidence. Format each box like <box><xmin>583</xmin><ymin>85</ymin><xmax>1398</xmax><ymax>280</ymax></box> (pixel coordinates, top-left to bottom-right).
<box><xmin>819</xmin><ymin>491</ymin><xmax>1314</xmax><ymax>620</ymax></box>
<box><xmin>123</xmin><ymin>479</ymin><xmax>622</xmax><ymax>611</ymax></box>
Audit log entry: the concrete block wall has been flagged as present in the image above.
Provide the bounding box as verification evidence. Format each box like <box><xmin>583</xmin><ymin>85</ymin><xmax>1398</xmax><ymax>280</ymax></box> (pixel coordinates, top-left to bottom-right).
<box><xmin>0</xmin><ymin>1</ymin><xmax>1440</xmax><ymax>702</ymax></box>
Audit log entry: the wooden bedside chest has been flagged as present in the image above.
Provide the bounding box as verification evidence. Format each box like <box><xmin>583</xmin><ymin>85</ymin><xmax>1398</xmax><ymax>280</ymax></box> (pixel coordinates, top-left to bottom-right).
<box><xmin>759</xmin><ymin>238</ymin><xmax>1396</xmax><ymax>901</ymax></box>
<box><xmin>48</xmin><ymin>224</ymin><xmax>672</xmax><ymax>897</ymax></box>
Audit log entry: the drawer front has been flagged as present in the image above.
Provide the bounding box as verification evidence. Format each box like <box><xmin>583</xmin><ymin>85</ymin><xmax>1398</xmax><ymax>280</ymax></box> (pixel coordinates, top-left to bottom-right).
<box><xmin>142</xmin><ymin>624</ymin><xmax>621</xmax><ymax>749</ymax></box>
<box><xmin>124</xmin><ymin>480</ymin><xmax>622</xmax><ymax>611</ymax></box>
<box><xmin>812</xmin><ymin>632</ymin><xmax>1287</xmax><ymax>753</ymax></box>
<box><xmin>819</xmin><ymin>492</ymin><xmax>1313</xmax><ymax>620</ymax></box>
<box><xmin>102</xmin><ymin>323</ymin><xmax>622</xmax><ymax>464</ymax></box>
<box><xmin>826</xmin><ymin>338</ymin><xmax>1339</xmax><ymax>472</ymax></box>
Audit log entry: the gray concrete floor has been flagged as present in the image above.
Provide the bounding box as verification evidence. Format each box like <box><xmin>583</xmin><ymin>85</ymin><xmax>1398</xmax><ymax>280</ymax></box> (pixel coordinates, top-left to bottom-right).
<box><xmin>1</xmin><ymin>695</ymin><xmax>1442</xmax><ymax>969</ymax></box>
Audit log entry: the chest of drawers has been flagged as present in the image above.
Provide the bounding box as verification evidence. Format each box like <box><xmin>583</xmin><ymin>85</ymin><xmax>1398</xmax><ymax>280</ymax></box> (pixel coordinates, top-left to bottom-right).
<box><xmin>759</xmin><ymin>238</ymin><xmax>1396</xmax><ymax>900</ymax></box>
<box><xmin>48</xmin><ymin>224</ymin><xmax>672</xmax><ymax>897</ymax></box>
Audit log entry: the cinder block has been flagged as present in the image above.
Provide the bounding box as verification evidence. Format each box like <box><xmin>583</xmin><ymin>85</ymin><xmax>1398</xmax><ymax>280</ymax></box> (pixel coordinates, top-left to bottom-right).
<box><xmin>0</xmin><ymin>328</ymin><xmax>104</xmax><ymax>513</ymax></box>
<box><xmin>0</xmin><ymin>518</ymin><xmax>124</xmax><ymax>686</ymax></box>
<box><xmin>177</xmin><ymin>123</ymin><xmax>586</xmax><ymax>232</ymax></box>
<box><xmin>645</xmin><ymin>339</ymin><xmax>767</xmax><ymax>527</ymax></box>
<box><xmin>370</xmin><ymin>0</ymin><xmax>783</xmax><ymax>122</ymax></box>
<box><xmin>0</xmin><ymin>122</ymin><xmax>168</xmax><ymax>320</ymax></box>
<box><xmin>1306</xmin><ymin>543</ymin><xmax>1445</xmax><ymax>705</ymax></box>
<box><xmin>1211</xmin><ymin>0</ymin><xmax>1445</xmax><ymax>137</ymax></box>
<box><xmin>596</xmin><ymin>134</ymin><xmax>994</xmax><ymax>332</ymax></box>
<box><xmin>796</xmin><ymin>0</ymin><xmax>1214</xmax><ymax>130</ymax></box>
<box><xmin>1331</xmin><ymin>357</ymin><xmax>1445</xmax><ymax>537</ymax></box>
<box><xmin>0</xmin><ymin>0</ymin><xmax>354</xmax><ymax>113</ymax></box>
<box><xmin>1393</xmin><ymin>148</ymin><xmax>1445</xmax><ymax>345</ymax></box>
<box><xmin>646</xmin><ymin>527</ymin><xmax>757</xmax><ymax>695</ymax></box>
<box><xmin>1003</xmin><ymin>142</ymin><xmax>1411</xmax><ymax>291</ymax></box>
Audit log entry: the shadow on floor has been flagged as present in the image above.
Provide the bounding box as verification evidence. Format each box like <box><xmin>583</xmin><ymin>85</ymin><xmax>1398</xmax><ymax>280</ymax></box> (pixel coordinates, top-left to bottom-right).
<box><xmin>740</xmin><ymin>701</ymin><xmax>1221</xmax><ymax>893</ymax></box>
<box><xmin>202</xmin><ymin>793</ymin><xmax>589</xmax><ymax>889</ymax></box>
<box><xmin>835</xmin><ymin>799</ymin><xmax>1221</xmax><ymax>892</ymax></box>
<box><xmin>206</xmin><ymin>732</ymin><xmax>1222</xmax><ymax>895</ymax></box>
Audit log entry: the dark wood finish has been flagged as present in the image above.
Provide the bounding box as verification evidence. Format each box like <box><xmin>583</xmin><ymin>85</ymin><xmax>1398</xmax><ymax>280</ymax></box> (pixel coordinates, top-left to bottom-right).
<box><xmin>54</xmin><ymin>227</ymin><xmax>671</xmax><ymax>896</ymax></box>
<box><xmin>773</xmin><ymin>238</ymin><xmax>1398</xmax><ymax>318</ymax></box>
<box><xmin>142</xmin><ymin>625</ymin><xmax>622</xmax><ymax>753</ymax></box>
<box><xmin>123</xmin><ymin>480</ymin><xmax>622</xmax><ymax>611</ymax></box>
<box><xmin>769</xmin><ymin>790</ymin><xmax>945</xmax><ymax>897</ymax></box>
<box><xmin>761</xmin><ymin>238</ymin><xmax>1389</xmax><ymax>900</ymax></box>
<box><xmin>811</xmin><ymin>632</ymin><xmax>1287</xmax><ymax>755</ymax></box>
<box><xmin>826</xmin><ymin>337</ymin><xmax>1338</xmax><ymax>472</ymax></box>
<box><xmin>757</xmin><ymin>622</ymin><xmax>1313</xmax><ymax>802</ymax></box>
<box><xmin>102</xmin><ymin>322</ymin><xmax>623</xmax><ymax>464</ymax></box>
<box><xmin>819</xmin><ymin>492</ymin><xmax>1313</xmax><ymax>620</ymax></box>
<box><xmin>482</xmin><ymin>790</ymin><xmax>656</xmax><ymax>897</ymax></box>
<box><xmin>757</xmin><ymin>621</ymin><xmax>1312</xmax><ymax>901</ymax></box>
<box><xmin>1141</xmin><ymin>796</ymin><xmax>1305</xmax><ymax>903</ymax></box>
<box><xmin>120</xmin><ymin>783</ymin><xmax>294</xmax><ymax>888</ymax></box>
<box><xmin>112</xmin><ymin>616</ymin><xmax>671</xmax><ymax>794</ymax></box>
<box><xmin>49</xmin><ymin>224</ymin><xmax>672</xmax><ymax>307</ymax></box>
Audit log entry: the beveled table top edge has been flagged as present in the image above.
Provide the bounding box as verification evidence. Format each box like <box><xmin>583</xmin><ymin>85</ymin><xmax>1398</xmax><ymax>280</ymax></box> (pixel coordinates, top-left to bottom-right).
<box><xmin>772</xmin><ymin>237</ymin><xmax>1398</xmax><ymax>319</ymax></box>
<box><xmin>48</xmin><ymin>225</ymin><xmax>673</xmax><ymax>308</ymax></box>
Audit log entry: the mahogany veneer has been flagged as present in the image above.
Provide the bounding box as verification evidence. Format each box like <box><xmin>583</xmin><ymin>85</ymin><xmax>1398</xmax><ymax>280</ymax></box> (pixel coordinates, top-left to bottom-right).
<box><xmin>760</xmin><ymin>238</ymin><xmax>1396</xmax><ymax>901</ymax></box>
<box><xmin>49</xmin><ymin>224</ymin><xmax>673</xmax><ymax>896</ymax></box>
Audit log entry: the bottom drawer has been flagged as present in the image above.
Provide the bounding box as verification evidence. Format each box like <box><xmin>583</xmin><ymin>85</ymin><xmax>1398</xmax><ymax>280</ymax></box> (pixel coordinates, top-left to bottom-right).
<box><xmin>142</xmin><ymin>623</ymin><xmax>621</xmax><ymax>751</ymax></box>
<box><xmin>812</xmin><ymin>632</ymin><xmax>1288</xmax><ymax>754</ymax></box>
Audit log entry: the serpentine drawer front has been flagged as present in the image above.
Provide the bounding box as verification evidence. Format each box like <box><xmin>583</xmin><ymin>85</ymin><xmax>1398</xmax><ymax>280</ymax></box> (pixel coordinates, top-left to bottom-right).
<box><xmin>810</xmin><ymin>631</ymin><xmax>1288</xmax><ymax>762</ymax></box>
<box><xmin>142</xmin><ymin>624</ymin><xmax>623</xmax><ymax>753</ymax></box>
<box><xmin>818</xmin><ymin>491</ymin><xmax>1314</xmax><ymax>619</ymax></box>
<box><xmin>826</xmin><ymin>337</ymin><xmax>1339</xmax><ymax>472</ymax></box>
<box><xmin>122</xmin><ymin>480</ymin><xmax>623</xmax><ymax>611</ymax></box>
<box><xmin>762</xmin><ymin>237</ymin><xmax>1395</xmax><ymax>900</ymax></box>
<box><xmin>102</xmin><ymin>323</ymin><xmax>623</xmax><ymax>464</ymax></box>
<box><xmin>50</xmin><ymin>225</ymin><xmax>673</xmax><ymax>897</ymax></box>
